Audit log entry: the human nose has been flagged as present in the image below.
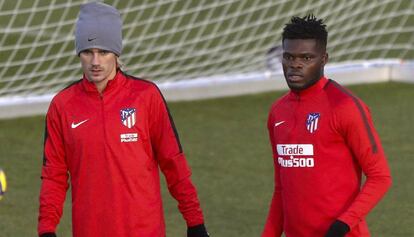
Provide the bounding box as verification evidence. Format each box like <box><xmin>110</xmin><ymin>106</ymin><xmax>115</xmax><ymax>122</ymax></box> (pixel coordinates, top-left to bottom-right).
<box><xmin>91</xmin><ymin>53</ymin><xmax>100</xmax><ymax>65</ymax></box>
<box><xmin>288</xmin><ymin>57</ymin><xmax>303</xmax><ymax>68</ymax></box>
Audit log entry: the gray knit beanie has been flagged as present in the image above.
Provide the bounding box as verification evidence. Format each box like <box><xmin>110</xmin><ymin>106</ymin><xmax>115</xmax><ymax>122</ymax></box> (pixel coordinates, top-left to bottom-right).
<box><xmin>75</xmin><ymin>2</ymin><xmax>122</xmax><ymax>56</ymax></box>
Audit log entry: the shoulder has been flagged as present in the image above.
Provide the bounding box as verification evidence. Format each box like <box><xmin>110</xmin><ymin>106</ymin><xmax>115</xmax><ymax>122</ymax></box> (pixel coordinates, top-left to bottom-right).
<box><xmin>123</xmin><ymin>73</ymin><xmax>162</xmax><ymax>96</ymax></box>
<box><xmin>50</xmin><ymin>79</ymin><xmax>83</xmax><ymax>108</ymax></box>
<box><xmin>122</xmin><ymin>72</ymin><xmax>166</xmax><ymax>108</ymax></box>
<box><xmin>323</xmin><ymin>79</ymin><xmax>368</xmax><ymax>111</ymax></box>
<box><xmin>323</xmin><ymin>80</ymin><xmax>372</xmax><ymax>129</ymax></box>
<box><xmin>268</xmin><ymin>92</ymin><xmax>290</xmax><ymax>125</ymax></box>
<box><xmin>269</xmin><ymin>92</ymin><xmax>290</xmax><ymax>113</ymax></box>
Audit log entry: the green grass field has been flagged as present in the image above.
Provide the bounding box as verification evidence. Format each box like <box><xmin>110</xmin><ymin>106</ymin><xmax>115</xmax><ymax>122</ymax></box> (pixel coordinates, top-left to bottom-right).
<box><xmin>1</xmin><ymin>1</ymin><xmax>414</xmax><ymax>96</ymax></box>
<box><xmin>0</xmin><ymin>82</ymin><xmax>413</xmax><ymax>236</ymax></box>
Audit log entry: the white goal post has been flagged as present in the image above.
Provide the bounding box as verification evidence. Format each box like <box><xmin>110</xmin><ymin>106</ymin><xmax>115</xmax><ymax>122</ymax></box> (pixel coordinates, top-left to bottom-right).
<box><xmin>0</xmin><ymin>0</ymin><xmax>413</xmax><ymax>118</ymax></box>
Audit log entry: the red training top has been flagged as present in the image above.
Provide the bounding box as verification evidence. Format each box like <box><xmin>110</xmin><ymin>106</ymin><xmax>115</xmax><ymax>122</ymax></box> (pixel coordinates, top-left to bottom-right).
<box><xmin>262</xmin><ymin>77</ymin><xmax>391</xmax><ymax>237</ymax></box>
<box><xmin>38</xmin><ymin>71</ymin><xmax>204</xmax><ymax>236</ymax></box>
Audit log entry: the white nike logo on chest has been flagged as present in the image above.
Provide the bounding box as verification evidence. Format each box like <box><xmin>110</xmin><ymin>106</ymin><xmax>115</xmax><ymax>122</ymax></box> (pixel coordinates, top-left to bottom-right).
<box><xmin>274</xmin><ymin>121</ymin><xmax>285</xmax><ymax>127</ymax></box>
<box><xmin>71</xmin><ymin>119</ymin><xmax>89</xmax><ymax>128</ymax></box>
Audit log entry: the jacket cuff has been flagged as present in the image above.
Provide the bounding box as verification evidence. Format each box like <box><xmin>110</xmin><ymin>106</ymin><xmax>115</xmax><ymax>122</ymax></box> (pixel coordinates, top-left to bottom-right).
<box><xmin>187</xmin><ymin>223</ymin><xmax>209</xmax><ymax>237</ymax></box>
<box><xmin>39</xmin><ymin>233</ymin><xmax>57</xmax><ymax>237</ymax></box>
<box><xmin>325</xmin><ymin>220</ymin><xmax>350</xmax><ymax>237</ymax></box>
<box><xmin>337</xmin><ymin>214</ymin><xmax>358</xmax><ymax>229</ymax></box>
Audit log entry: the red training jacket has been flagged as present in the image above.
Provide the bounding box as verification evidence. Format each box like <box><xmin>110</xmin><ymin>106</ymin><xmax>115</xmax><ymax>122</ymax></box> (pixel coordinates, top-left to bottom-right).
<box><xmin>262</xmin><ymin>77</ymin><xmax>391</xmax><ymax>237</ymax></box>
<box><xmin>38</xmin><ymin>71</ymin><xmax>204</xmax><ymax>236</ymax></box>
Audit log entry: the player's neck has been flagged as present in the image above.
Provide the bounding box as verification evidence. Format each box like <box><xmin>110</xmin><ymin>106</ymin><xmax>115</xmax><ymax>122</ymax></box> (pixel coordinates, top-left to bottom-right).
<box><xmin>94</xmin><ymin>69</ymin><xmax>118</xmax><ymax>94</ymax></box>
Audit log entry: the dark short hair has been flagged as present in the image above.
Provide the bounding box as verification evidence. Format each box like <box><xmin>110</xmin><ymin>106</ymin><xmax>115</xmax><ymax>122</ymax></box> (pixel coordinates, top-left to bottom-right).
<box><xmin>282</xmin><ymin>15</ymin><xmax>328</xmax><ymax>49</ymax></box>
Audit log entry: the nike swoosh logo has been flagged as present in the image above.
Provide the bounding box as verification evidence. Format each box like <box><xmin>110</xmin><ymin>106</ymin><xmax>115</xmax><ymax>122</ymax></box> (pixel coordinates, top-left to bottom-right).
<box><xmin>87</xmin><ymin>37</ymin><xmax>96</xmax><ymax>41</ymax></box>
<box><xmin>274</xmin><ymin>121</ymin><xmax>285</xmax><ymax>127</ymax></box>
<box><xmin>71</xmin><ymin>119</ymin><xmax>89</xmax><ymax>129</ymax></box>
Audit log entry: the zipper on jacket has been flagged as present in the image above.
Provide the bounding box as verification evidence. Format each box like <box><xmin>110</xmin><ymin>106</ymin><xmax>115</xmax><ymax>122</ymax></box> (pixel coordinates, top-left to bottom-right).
<box><xmin>290</xmin><ymin>93</ymin><xmax>300</xmax><ymax>141</ymax></box>
<box><xmin>100</xmin><ymin>94</ymin><xmax>109</xmax><ymax>155</ymax></box>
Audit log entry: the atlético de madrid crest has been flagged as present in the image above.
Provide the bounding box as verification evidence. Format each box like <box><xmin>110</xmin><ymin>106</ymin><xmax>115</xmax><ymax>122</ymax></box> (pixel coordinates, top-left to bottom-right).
<box><xmin>306</xmin><ymin>113</ymin><xmax>320</xmax><ymax>133</ymax></box>
<box><xmin>120</xmin><ymin>108</ymin><xmax>136</xmax><ymax>128</ymax></box>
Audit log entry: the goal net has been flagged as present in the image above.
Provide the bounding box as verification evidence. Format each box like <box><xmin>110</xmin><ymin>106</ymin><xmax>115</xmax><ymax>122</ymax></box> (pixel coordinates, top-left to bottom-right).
<box><xmin>0</xmin><ymin>0</ymin><xmax>413</xmax><ymax>117</ymax></box>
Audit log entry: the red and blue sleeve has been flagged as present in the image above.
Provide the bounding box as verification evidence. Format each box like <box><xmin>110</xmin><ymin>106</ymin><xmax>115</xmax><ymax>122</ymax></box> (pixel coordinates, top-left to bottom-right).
<box><xmin>149</xmin><ymin>85</ymin><xmax>205</xmax><ymax>227</ymax></box>
<box><xmin>262</xmin><ymin>107</ymin><xmax>284</xmax><ymax>237</ymax></box>
<box><xmin>38</xmin><ymin>100</ymin><xmax>69</xmax><ymax>235</ymax></box>
<box><xmin>336</xmin><ymin>97</ymin><xmax>392</xmax><ymax>229</ymax></box>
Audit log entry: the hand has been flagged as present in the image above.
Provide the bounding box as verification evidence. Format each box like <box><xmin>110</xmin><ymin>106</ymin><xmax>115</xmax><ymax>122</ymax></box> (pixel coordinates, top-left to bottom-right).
<box><xmin>325</xmin><ymin>220</ymin><xmax>350</xmax><ymax>237</ymax></box>
<box><xmin>187</xmin><ymin>224</ymin><xmax>209</xmax><ymax>237</ymax></box>
<box><xmin>40</xmin><ymin>233</ymin><xmax>57</xmax><ymax>237</ymax></box>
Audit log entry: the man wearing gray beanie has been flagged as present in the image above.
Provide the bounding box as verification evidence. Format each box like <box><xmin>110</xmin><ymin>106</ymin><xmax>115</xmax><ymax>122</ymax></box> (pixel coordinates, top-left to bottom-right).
<box><xmin>37</xmin><ymin>2</ymin><xmax>209</xmax><ymax>237</ymax></box>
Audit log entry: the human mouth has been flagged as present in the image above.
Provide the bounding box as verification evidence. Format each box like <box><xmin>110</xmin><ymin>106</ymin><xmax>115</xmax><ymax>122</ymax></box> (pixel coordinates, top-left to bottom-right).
<box><xmin>90</xmin><ymin>68</ymin><xmax>102</xmax><ymax>75</ymax></box>
<box><xmin>287</xmin><ymin>73</ymin><xmax>303</xmax><ymax>82</ymax></box>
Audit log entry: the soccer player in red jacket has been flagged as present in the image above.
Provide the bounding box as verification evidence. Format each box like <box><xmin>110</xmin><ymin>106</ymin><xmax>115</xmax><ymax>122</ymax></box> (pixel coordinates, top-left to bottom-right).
<box><xmin>37</xmin><ymin>2</ymin><xmax>209</xmax><ymax>237</ymax></box>
<box><xmin>261</xmin><ymin>15</ymin><xmax>392</xmax><ymax>237</ymax></box>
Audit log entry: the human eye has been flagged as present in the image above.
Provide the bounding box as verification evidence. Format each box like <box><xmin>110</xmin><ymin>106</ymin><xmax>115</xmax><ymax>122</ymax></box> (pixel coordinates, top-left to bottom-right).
<box><xmin>303</xmin><ymin>54</ymin><xmax>314</xmax><ymax>61</ymax></box>
<box><xmin>100</xmin><ymin>50</ymin><xmax>110</xmax><ymax>55</ymax></box>
<box><xmin>82</xmin><ymin>49</ymin><xmax>92</xmax><ymax>55</ymax></box>
<box><xmin>283</xmin><ymin>54</ymin><xmax>293</xmax><ymax>60</ymax></box>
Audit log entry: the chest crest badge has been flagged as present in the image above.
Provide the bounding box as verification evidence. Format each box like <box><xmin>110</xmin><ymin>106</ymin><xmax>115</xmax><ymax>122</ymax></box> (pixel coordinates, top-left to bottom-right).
<box><xmin>306</xmin><ymin>113</ymin><xmax>320</xmax><ymax>133</ymax></box>
<box><xmin>120</xmin><ymin>108</ymin><xmax>136</xmax><ymax>128</ymax></box>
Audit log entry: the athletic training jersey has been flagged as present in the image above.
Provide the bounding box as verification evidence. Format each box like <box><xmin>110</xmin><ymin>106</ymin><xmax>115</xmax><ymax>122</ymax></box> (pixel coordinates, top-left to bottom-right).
<box><xmin>38</xmin><ymin>71</ymin><xmax>204</xmax><ymax>237</ymax></box>
<box><xmin>262</xmin><ymin>77</ymin><xmax>391</xmax><ymax>237</ymax></box>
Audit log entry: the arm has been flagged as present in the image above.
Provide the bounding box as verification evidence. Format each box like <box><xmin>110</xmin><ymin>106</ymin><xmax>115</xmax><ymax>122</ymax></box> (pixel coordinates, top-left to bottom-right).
<box><xmin>149</xmin><ymin>86</ymin><xmax>208</xmax><ymax>236</ymax></box>
<box><xmin>38</xmin><ymin>100</ymin><xmax>69</xmax><ymax>236</ymax></box>
<box><xmin>334</xmin><ymin>99</ymin><xmax>392</xmax><ymax>230</ymax></box>
<box><xmin>261</xmin><ymin>111</ymin><xmax>283</xmax><ymax>237</ymax></box>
